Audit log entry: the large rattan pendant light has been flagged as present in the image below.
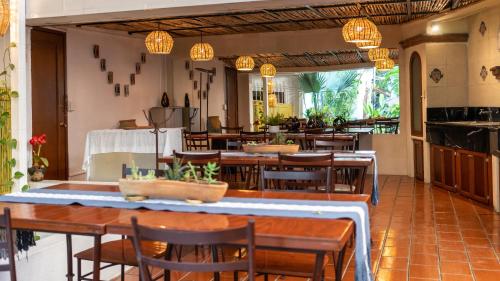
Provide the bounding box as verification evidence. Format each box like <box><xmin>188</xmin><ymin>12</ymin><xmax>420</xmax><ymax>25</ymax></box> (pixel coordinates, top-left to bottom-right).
<box><xmin>260</xmin><ymin>63</ymin><xmax>276</xmax><ymax>78</ymax></box>
<box><xmin>356</xmin><ymin>30</ymin><xmax>382</xmax><ymax>49</ymax></box>
<box><xmin>368</xmin><ymin>48</ymin><xmax>390</xmax><ymax>61</ymax></box>
<box><xmin>145</xmin><ymin>25</ymin><xmax>174</xmax><ymax>54</ymax></box>
<box><xmin>0</xmin><ymin>0</ymin><xmax>9</xmax><ymax>36</ymax></box>
<box><xmin>342</xmin><ymin>5</ymin><xmax>378</xmax><ymax>43</ymax></box>
<box><xmin>235</xmin><ymin>56</ymin><xmax>255</xmax><ymax>71</ymax></box>
<box><xmin>375</xmin><ymin>58</ymin><xmax>395</xmax><ymax>71</ymax></box>
<box><xmin>190</xmin><ymin>32</ymin><xmax>214</xmax><ymax>61</ymax></box>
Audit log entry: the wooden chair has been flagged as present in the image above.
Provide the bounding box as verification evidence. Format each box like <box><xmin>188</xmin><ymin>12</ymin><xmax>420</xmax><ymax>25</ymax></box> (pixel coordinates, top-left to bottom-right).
<box><xmin>131</xmin><ymin>217</ymin><xmax>256</xmax><ymax>281</ymax></box>
<box><xmin>0</xmin><ymin>208</ymin><xmax>16</xmax><ymax>281</ymax></box>
<box><xmin>313</xmin><ymin>138</ymin><xmax>356</xmax><ymax>152</ymax></box>
<box><xmin>240</xmin><ymin>131</ymin><xmax>268</xmax><ymax>144</ymax></box>
<box><xmin>260</xmin><ymin>166</ymin><xmax>332</xmax><ymax>192</ymax></box>
<box><xmin>303</xmin><ymin>128</ymin><xmax>333</xmax><ymax>150</ymax></box>
<box><xmin>183</xmin><ymin>130</ymin><xmax>210</xmax><ymax>151</ymax></box>
<box><xmin>173</xmin><ymin>151</ymin><xmax>222</xmax><ymax>180</ymax></box>
<box><xmin>74</xmin><ymin>167</ymin><xmax>167</xmax><ymax>281</ymax></box>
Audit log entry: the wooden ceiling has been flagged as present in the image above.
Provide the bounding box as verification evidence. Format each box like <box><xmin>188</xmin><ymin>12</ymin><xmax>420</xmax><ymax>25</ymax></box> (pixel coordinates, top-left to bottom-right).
<box><xmin>219</xmin><ymin>49</ymin><xmax>399</xmax><ymax>69</ymax></box>
<box><xmin>77</xmin><ymin>0</ymin><xmax>482</xmax><ymax>37</ymax></box>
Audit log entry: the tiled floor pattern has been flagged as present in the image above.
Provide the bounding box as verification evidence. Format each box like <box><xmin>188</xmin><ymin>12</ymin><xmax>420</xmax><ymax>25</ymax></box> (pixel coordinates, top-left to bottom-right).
<box><xmin>111</xmin><ymin>176</ymin><xmax>500</xmax><ymax>281</ymax></box>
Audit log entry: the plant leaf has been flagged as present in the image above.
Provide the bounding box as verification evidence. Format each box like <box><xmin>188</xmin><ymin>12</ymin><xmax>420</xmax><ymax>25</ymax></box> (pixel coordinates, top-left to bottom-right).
<box><xmin>8</xmin><ymin>63</ymin><xmax>15</xmax><ymax>70</ymax></box>
<box><xmin>21</xmin><ymin>185</ymin><xmax>30</xmax><ymax>192</ymax></box>
<box><xmin>40</xmin><ymin>157</ymin><xmax>49</xmax><ymax>167</ymax></box>
<box><xmin>14</xmin><ymin>171</ymin><xmax>24</xmax><ymax>179</ymax></box>
<box><xmin>10</xmin><ymin>91</ymin><xmax>18</xmax><ymax>98</ymax></box>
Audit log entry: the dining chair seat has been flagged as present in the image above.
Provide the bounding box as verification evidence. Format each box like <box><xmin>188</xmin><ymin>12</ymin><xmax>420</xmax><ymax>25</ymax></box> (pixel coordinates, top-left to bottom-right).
<box><xmin>255</xmin><ymin>250</ymin><xmax>329</xmax><ymax>278</ymax></box>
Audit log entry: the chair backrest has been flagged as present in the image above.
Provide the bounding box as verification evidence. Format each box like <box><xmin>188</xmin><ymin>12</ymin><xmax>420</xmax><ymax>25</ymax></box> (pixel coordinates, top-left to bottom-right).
<box><xmin>260</xmin><ymin>166</ymin><xmax>331</xmax><ymax>192</ymax></box>
<box><xmin>221</xmin><ymin>126</ymin><xmax>243</xmax><ymax>134</ymax></box>
<box><xmin>121</xmin><ymin>164</ymin><xmax>165</xmax><ymax>179</ymax></box>
<box><xmin>303</xmin><ymin>128</ymin><xmax>334</xmax><ymax>150</ymax></box>
<box><xmin>183</xmin><ymin>130</ymin><xmax>210</xmax><ymax>151</ymax></box>
<box><xmin>0</xmin><ymin>208</ymin><xmax>17</xmax><ymax>281</ymax></box>
<box><xmin>240</xmin><ymin>131</ymin><xmax>268</xmax><ymax>144</ymax></box>
<box><xmin>278</xmin><ymin>153</ymin><xmax>334</xmax><ymax>169</ymax></box>
<box><xmin>313</xmin><ymin>138</ymin><xmax>356</xmax><ymax>152</ymax></box>
<box><xmin>131</xmin><ymin>217</ymin><xmax>255</xmax><ymax>281</ymax></box>
<box><xmin>173</xmin><ymin>151</ymin><xmax>222</xmax><ymax>180</ymax></box>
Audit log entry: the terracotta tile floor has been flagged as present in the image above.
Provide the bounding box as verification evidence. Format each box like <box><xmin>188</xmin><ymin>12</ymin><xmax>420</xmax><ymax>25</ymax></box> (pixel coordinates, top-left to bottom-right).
<box><xmin>113</xmin><ymin>176</ymin><xmax>500</xmax><ymax>281</ymax></box>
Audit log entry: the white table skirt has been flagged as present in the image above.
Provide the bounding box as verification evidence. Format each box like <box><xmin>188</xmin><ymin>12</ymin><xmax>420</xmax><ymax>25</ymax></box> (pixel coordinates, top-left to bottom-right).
<box><xmin>82</xmin><ymin>128</ymin><xmax>183</xmax><ymax>172</ymax></box>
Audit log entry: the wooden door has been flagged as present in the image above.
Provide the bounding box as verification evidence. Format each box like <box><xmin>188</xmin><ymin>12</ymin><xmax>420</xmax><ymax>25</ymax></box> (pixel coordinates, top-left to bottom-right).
<box><xmin>225</xmin><ymin>67</ymin><xmax>238</xmax><ymax>128</ymax></box>
<box><xmin>456</xmin><ymin>150</ymin><xmax>491</xmax><ymax>205</ymax></box>
<box><xmin>31</xmin><ymin>29</ymin><xmax>68</xmax><ymax>180</ymax></box>
<box><xmin>430</xmin><ymin>145</ymin><xmax>456</xmax><ymax>191</ymax></box>
<box><xmin>413</xmin><ymin>139</ymin><xmax>424</xmax><ymax>181</ymax></box>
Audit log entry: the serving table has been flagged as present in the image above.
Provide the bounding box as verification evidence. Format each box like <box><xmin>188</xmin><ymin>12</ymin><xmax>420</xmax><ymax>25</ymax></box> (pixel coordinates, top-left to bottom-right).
<box><xmin>0</xmin><ymin>183</ymin><xmax>371</xmax><ymax>281</ymax></box>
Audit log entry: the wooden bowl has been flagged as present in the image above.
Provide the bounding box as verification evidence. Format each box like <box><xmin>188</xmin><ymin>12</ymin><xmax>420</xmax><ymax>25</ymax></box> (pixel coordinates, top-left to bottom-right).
<box><xmin>118</xmin><ymin>179</ymin><xmax>228</xmax><ymax>203</ymax></box>
<box><xmin>242</xmin><ymin>144</ymin><xmax>300</xmax><ymax>154</ymax></box>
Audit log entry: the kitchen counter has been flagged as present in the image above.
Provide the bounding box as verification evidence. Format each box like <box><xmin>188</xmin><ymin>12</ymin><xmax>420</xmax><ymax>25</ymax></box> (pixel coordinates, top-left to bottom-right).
<box><xmin>426</xmin><ymin>121</ymin><xmax>500</xmax><ymax>129</ymax></box>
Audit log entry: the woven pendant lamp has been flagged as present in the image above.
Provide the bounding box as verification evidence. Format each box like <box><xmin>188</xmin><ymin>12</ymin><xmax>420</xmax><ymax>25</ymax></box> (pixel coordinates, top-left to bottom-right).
<box><xmin>190</xmin><ymin>32</ymin><xmax>214</xmax><ymax>61</ymax></box>
<box><xmin>368</xmin><ymin>48</ymin><xmax>389</xmax><ymax>61</ymax></box>
<box><xmin>356</xmin><ymin>30</ymin><xmax>382</xmax><ymax>49</ymax></box>
<box><xmin>260</xmin><ymin>63</ymin><xmax>276</xmax><ymax>78</ymax></box>
<box><xmin>0</xmin><ymin>0</ymin><xmax>9</xmax><ymax>37</ymax></box>
<box><xmin>342</xmin><ymin>17</ymin><xmax>378</xmax><ymax>43</ymax></box>
<box><xmin>235</xmin><ymin>56</ymin><xmax>255</xmax><ymax>71</ymax></box>
<box><xmin>145</xmin><ymin>28</ymin><xmax>174</xmax><ymax>54</ymax></box>
<box><xmin>375</xmin><ymin>58</ymin><xmax>395</xmax><ymax>71</ymax></box>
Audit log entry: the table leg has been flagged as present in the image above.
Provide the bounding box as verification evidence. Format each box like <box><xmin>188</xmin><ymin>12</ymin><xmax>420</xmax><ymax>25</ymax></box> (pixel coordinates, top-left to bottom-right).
<box><xmin>66</xmin><ymin>234</ymin><xmax>74</xmax><ymax>281</ymax></box>
<box><xmin>312</xmin><ymin>252</ymin><xmax>325</xmax><ymax>281</ymax></box>
<box><xmin>92</xmin><ymin>235</ymin><xmax>102</xmax><ymax>281</ymax></box>
<box><xmin>335</xmin><ymin>246</ymin><xmax>347</xmax><ymax>281</ymax></box>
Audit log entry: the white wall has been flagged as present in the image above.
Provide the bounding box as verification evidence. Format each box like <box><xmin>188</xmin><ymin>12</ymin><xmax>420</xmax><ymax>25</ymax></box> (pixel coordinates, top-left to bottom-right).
<box><xmin>65</xmin><ymin>28</ymin><xmax>163</xmax><ymax>176</ymax></box>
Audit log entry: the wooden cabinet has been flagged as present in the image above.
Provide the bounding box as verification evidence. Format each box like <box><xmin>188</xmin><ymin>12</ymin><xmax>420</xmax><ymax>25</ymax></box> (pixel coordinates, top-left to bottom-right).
<box><xmin>430</xmin><ymin>145</ymin><xmax>492</xmax><ymax>205</ymax></box>
<box><xmin>456</xmin><ymin>149</ymin><xmax>491</xmax><ymax>204</ymax></box>
<box><xmin>413</xmin><ymin>139</ymin><xmax>424</xmax><ymax>181</ymax></box>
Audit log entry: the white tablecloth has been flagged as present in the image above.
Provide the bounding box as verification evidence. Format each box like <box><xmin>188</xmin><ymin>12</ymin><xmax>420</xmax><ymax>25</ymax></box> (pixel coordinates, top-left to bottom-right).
<box><xmin>82</xmin><ymin>128</ymin><xmax>183</xmax><ymax>172</ymax></box>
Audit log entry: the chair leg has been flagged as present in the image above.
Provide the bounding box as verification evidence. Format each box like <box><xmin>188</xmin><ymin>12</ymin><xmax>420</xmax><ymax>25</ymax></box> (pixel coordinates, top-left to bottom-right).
<box><xmin>312</xmin><ymin>252</ymin><xmax>325</xmax><ymax>281</ymax></box>
<box><xmin>66</xmin><ymin>234</ymin><xmax>74</xmax><ymax>281</ymax></box>
<box><xmin>120</xmin><ymin>264</ymin><xmax>125</xmax><ymax>281</ymax></box>
<box><xmin>76</xmin><ymin>258</ymin><xmax>82</xmax><ymax>281</ymax></box>
<box><xmin>233</xmin><ymin>271</ymin><xmax>239</xmax><ymax>281</ymax></box>
<box><xmin>335</xmin><ymin>245</ymin><xmax>347</xmax><ymax>281</ymax></box>
<box><xmin>211</xmin><ymin>245</ymin><xmax>220</xmax><ymax>281</ymax></box>
<box><xmin>264</xmin><ymin>273</ymin><xmax>269</xmax><ymax>281</ymax></box>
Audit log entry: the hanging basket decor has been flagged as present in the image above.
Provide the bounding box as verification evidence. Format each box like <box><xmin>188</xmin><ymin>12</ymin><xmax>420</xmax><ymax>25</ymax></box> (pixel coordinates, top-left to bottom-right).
<box><xmin>356</xmin><ymin>30</ymin><xmax>382</xmax><ymax>49</ymax></box>
<box><xmin>190</xmin><ymin>42</ymin><xmax>214</xmax><ymax>61</ymax></box>
<box><xmin>375</xmin><ymin>58</ymin><xmax>395</xmax><ymax>71</ymax></box>
<box><xmin>342</xmin><ymin>17</ymin><xmax>379</xmax><ymax>43</ymax></box>
<box><xmin>235</xmin><ymin>56</ymin><xmax>255</xmax><ymax>71</ymax></box>
<box><xmin>260</xmin><ymin>63</ymin><xmax>276</xmax><ymax>78</ymax></box>
<box><xmin>145</xmin><ymin>30</ymin><xmax>174</xmax><ymax>54</ymax></box>
<box><xmin>368</xmin><ymin>48</ymin><xmax>389</xmax><ymax>61</ymax></box>
<box><xmin>0</xmin><ymin>0</ymin><xmax>9</xmax><ymax>37</ymax></box>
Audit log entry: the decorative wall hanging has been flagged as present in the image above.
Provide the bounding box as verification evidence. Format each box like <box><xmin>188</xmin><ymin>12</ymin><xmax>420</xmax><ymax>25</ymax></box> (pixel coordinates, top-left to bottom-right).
<box><xmin>130</xmin><ymin>74</ymin><xmax>135</xmax><ymax>85</ymax></box>
<box><xmin>145</xmin><ymin>29</ymin><xmax>174</xmax><ymax>54</ymax></box>
<box><xmin>429</xmin><ymin>68</ymin><xmax>443</xmax><ymax>83</ymax></box>
<box><xmin>185</xmin><ymin>61</ymin><xmax>190</xmax><ymax>70</ymax></box>
<box><xmin>161</xmin><ymin>92</ymin><xmax>170</xmax><ymax>107</ymax></box>
<box><xmin>114</xmin><ymin>84</ymin><xmax>121</xmax><ymax>96</ymax></box>
<box><xmin>141</xmin><ymin>53</ymin><xmax>146</xmax><ymax>64</ymax></box>
<box><xmin>135</xmin><ymin>63</ymin><xmax>141</xmax><ymax>74</ymax></box>
<box><xmin>209</xmin><ymin>75</ymin><xmax>214</xmax><ymax>83</ymax></box>
<box><xmin>193</xmin><ymin>80</ymin><xmax>198</xmax><ymax>90</ymax></box>
<box><xmin>184</xmin><ymin>93</ymin><xmax>190</xmax><ymax>107</ymax></box>
<box><xmin>100</xmin><ymin>59</ymin><xmax>106</xmax><ymax>71</ymax></box>
<box><xmin>490</xmin><ymin>66</ymin><xmax>500</xmax><ymax>80</ymax></box>
<box><xmin>0</xmin><ymin>0</ymin><xmax>10</xmax><ymax>36</ymax></box>
<box><xmin>480</xmin><ymin>66</ymin><xmax>488</xmax><ymax>81</ymax></box>
<box><xmin>107</xmin><ymin>72</ymin><xmax>113</xmax><ymax>84</ymax></box>
<box><xmin>479</xmin><ymin>21</ymin><xmax>487</xmax><ymax>36</ymax></box>
<box><xmin>93</xmin><ymin>45</ymin><xmax>100</xmax><ymax>58</ymax></box>
<box><xmin>189</xmin><ymin>70</ymin><xmax>194</xmax><ymax>80</ymax></box>
<box><xmin>124</xmin><ymin>85</ymin><xmax>130</xmax><ymax>97</ymax></box>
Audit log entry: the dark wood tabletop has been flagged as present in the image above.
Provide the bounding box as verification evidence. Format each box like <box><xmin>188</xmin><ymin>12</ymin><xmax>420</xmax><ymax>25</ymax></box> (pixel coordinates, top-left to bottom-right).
<box><xmin>0</xmin><ymin>183</ymin><xmax>370</xmax><ymax>252</ymax></box>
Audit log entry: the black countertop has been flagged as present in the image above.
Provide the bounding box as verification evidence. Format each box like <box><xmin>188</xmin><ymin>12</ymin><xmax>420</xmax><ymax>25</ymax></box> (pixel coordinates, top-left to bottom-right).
<box><xmin>426</xmin><ymin>121</ymin><xmax>500</xmax><ymax>130</ymax></box>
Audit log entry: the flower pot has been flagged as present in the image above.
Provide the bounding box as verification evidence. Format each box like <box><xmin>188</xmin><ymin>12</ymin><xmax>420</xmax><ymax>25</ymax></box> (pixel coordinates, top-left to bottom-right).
<box><xmin>268</xmin><ymin>125</ymin><xmax>280</xmax><ymax>133</ymax></box>
<box><xmin>28</xmin><ymin>166</ymin><xmax>46</xmax><ymax>182</ymax></box>
<box><xmin>118</xmin><ymin>179</ymin><xmax>228</xmax><ymax>203</ymax></box>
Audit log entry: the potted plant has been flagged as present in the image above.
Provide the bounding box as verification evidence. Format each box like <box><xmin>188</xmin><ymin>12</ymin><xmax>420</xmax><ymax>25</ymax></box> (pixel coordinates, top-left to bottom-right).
<box><xmin>265</xmin><ymin>113</ymin><xmax>284</xmax><ymax>133</ymax></box>
<box><xmin>28</xmin><ymin>134</ymin><xmax>49</xmax><ymax>182</ymax></box>
<box><xmin>118</xmin><ymin>158</ymin><xmax>228</xmax><ymax>203</ymax></box>
<box><xmin>242</xmin><ymin>132</ymin><xmax>299</xmax><ymax>154</ymax></box>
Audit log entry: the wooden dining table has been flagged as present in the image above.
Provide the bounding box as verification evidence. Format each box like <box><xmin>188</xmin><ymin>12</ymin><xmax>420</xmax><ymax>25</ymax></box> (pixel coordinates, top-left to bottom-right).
<box><xmin>0</xmin><ymin>183</ymin><xmax>371</xmax><ymax>281</ymax></box>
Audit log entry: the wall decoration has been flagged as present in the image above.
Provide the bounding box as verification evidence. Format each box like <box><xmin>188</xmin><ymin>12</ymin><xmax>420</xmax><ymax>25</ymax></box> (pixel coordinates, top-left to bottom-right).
<box><xmin>93</xmin><ymin>45</ymin><xmax>100</xmax><ymax>58</ymax></box>
<box><xmin>135</xmin><ymin>63</ymin><xmax>141</xmax><ymax>74</ymax></box>
<box><xmin>193</xmin><ymin>80</ymin><xmax>198</xmax><ymax>90</ymax></box>
<box><xmin>107</xmin><ymin>72</ymin><xmax>113</xmax><ymax>84</ymax></box>
<box><xmin>490</xmin><ymin>66</ymin><xmax>500</xmax><ymax>80</ymax></box>
<box><xmin>130</xmin><ymin>74</ymin><xmax>135</xmax><ymax>85</ymax></box>
<box><xmin>480</xmin><ymin>66</ymin><xmax>488</xmax><ymax>81</ymax></box>
<box><xmin>209</xmin><ymin>75</ymin><xmax>214</xmax><ymax>83</ymax></box>
<box><xmin>429</xmin><ymin>68</ymin><xmax>443</xmax><ymax>83</ymax></box>
<box><xmin>189</xmin><ymin>70</ymin><xmax>194</xmax><ymax>80</ymax></box>
<box><xmin>161</xmin><ymin>92</ymin><xmax>170</xmax><ymax>107</ymax></box>
<box><xmin>114</xmin><ymin>84</ymin><xmax>121</xmax><ymax>96</ymax></box>
<box><xmin>141</xmin><ymin>53</ymin><xmax>146</xmax><ymax>64</ymax></box>
<box><xmin>184</xmin><ymin>93</ymin><xmax>190</xmax><ymax>107</ymax></box>
<box><xmin>185</xmin><ymin>61</ymin><xmax>190</xmax><ymax>70</ymax></box>
<box><xmin>100</xmin><ymin>59</ymin><xmax>106</xmax><ymax>71</ymax></box>
<box><xmin>479</xmin><ymin>21</ymin><xmax>486</xmax><ymax>36</ymax></box>
<box><xmin>124</xmin><ymin>85</ymin><xmax>130</xmax><ymax>97</ymax></box>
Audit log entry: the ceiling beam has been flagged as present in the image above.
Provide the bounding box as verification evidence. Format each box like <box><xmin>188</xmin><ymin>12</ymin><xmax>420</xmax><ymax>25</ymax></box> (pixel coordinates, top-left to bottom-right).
<box><xmin>304</xmin><ymin>52</ymin><xmax>321</xmax><ymax>66</ymax></box>
<box><xmin>450</xmin><ymin>0</ymin><xmax>461</xmax><ymax>10</ymax></box>
<box><xmin>399</xmin><ymin>33</ymin><xmax>469</xmax><ymax>49</ymax></box>
<box><xmin>281</xmin><ymin>53</ymin><xmax>301</xmax><ymax>67</ymax></box>
<box><xmin>406</xmin><ymin>0</ymin><xmax>412</xmax><ymax>21</ymax></box>
<box><xmin>328</xmin><ymin>51</ymin><xmax>342</xmax><ymax>65</ymax></box>
<box><xmin>355</xmin><ymin>50</ymin><xmax>365</xmax><ymax>63</ymax></box>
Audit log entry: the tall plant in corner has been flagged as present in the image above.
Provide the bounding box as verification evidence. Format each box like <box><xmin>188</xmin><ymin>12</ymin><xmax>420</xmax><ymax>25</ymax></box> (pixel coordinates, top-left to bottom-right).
<box><xmin>0</xmin><ymin>43</ymin><xmax>26</xmax><ymax>194</ymax></box>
